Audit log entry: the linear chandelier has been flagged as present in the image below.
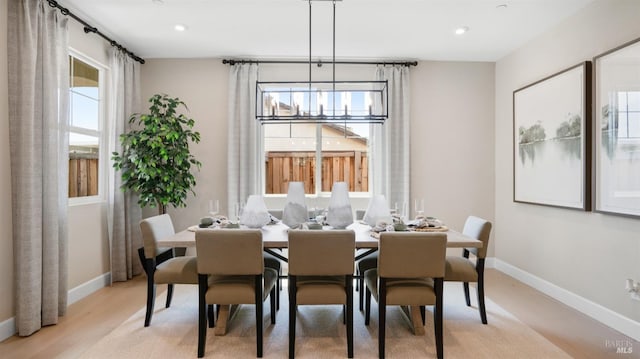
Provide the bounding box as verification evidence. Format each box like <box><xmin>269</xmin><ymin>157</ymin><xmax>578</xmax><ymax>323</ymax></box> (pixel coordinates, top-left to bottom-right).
<box><xmin>256</xmin><ymin>0</ymin><xmax>388</xmax><ymax>125</ymax></box>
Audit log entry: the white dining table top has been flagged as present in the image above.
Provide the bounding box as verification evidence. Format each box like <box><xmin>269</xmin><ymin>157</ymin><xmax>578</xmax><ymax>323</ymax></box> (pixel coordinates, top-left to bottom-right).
<box><xmin>158</xmin><ymin>221</ymin><xmax>482</xmax><ymax>249</ymax></box>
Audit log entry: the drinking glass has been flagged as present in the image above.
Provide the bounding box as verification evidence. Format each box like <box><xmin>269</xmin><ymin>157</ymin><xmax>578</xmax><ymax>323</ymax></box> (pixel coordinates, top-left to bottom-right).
<box><xmin>414</xmin><ymin>198</ymin><xmax>424</xmax><ymax>217</ymax></box>
<box><xmin>208</xmin><ymin>199</ymin><xmax>219</xmax><ymax>217</ymax></box>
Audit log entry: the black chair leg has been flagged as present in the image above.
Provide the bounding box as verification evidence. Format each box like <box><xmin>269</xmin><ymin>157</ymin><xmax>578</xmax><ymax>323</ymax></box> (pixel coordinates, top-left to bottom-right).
<box><xmin>198</xmin><ymin>275</ymin><xmax>208</xmax><ymax>358</ymax></box>
<box><xmin>289</xmin><ymin>276</ymin><xmax>297</xmax><ymax>359</ymax></box>
<box><xmin>276</xmin><ymin>272</ymin><xmax>280</xmax><ymax>311</ymax></box>
<box><xmin>359</xmin><ymin>275</ymin><xmax>364</xmax><ymax>312</ymax></box>
<box><xmin>463</xmin><ymin>282</ymin><xmax>471</xmax><ymax>306</ymax></box>
<box><xmin>378</xmin><ymin>279</ymin><xmax>387</xmax><ymax>359</ymax></box>
<box><xmin>477</xmin><ymin>259</ymin><xmax>488</xmax><ymax>324</ymax></box>
<box><xmin>364</xmin><ymin>286</ymin><xmax>371</xmax><ymax>326</ymax></box>
<box><xmin>255</xmin><ymin>275</ymin><xmax>263</xmax><ymax>358</ymax></box>
<box><xmin>434</xmin><ymin>278</ymin><xmax>444</xmax><ymax>359</ymax></box>
<box><xmin>144</xmin><ymin>258</ymin><xmax>156</xmax><ymax>327</ymax></box>
<box><xmin>207</xmin><ymin>304</ymin><xmax>215</xmax><ymax>328</ymax></box>
<box><xmin>346</xmin><ymin>275</ymin><xmax>354</xmax><ymax>358</ymax></box>
<box><xmin>165</xmin><ymin>284</ymin><xmax>174</xmax><ymax>308</ymax></box>
<box><xmin>270</xmin><ymin>286</ymin><xmax>277</xmax><ymax>324</ymax></box>
<box><xmin>420</xmin><ymin>306</ymin><xmax>426</xmax><ymax>326</ymax></box>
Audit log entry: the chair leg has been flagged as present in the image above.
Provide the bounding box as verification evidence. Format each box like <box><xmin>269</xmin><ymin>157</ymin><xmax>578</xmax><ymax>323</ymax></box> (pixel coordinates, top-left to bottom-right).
<box><xmin>198</xmin><ymin>274</ymin><xmax>208</xmax><ymax>358</ymax></box>
<box><xmin>289</xmin><ymin>276</ymin><xmax>297</xmax><ymax>359</ymax></box>
<box><xmin>207</xmin><ymin>304</ymin><xmax>215</xmax><ymax>328</ymax></box>
<box><xmin>276</xmin><ymin>271</ymin><xmax>280</xmax><ymax>311</ymax></box>
<box><xmin>477</xmin><ymin>259</ymin><xmax>488</xmax><ymax>324</ymax></box>
<box><xmin>378</xmin><ymin>278</ymin><xmax>387</xmax><ymax>359</ymax></box>
<box><xmin>463</xmin><ymin>282</ymin><xmax>471</xmax><ymax>307</ymax></box>
<box><xmin>359</xmin><ymin>275</ymin><xmax>364</xmax><ymax>312</ymax></box>
<box><xmin>346</xmin><ymin>275</ymin><xmax>354</xmax><ymax>358</ymax></box>
<box><xmin>364</xmin><ymin>286</ymin><xmax>371</xmax><ymax>326</ymax></box>
<box><xmin>434</xmin><ymin>278</ymin><xmax>444</xmax><ymax>359</ymax></box>
<box><xmin>165</xmin><ymin>284</ymin><xmax>174</xmax><ymax>308</ymax></box>
<box><xmin>343</xmin><ymin>305</ymin><xmax>346</xmax><ymax>324</ymax></box>
<box><xmin>144</xmin><ymin>258</ymin><xmax>156</xmax><ymax>327</ymax></box>
<box><xmin>420</xmin><ymin>306</ymin><xmax>426</xmax><ymax>326</ymax></box>
<box><xmin>255</xmin><ymin>275</ymin><xmax>264</xmax><ymax>358</ymax></box>
<box><xmin>270</xmin><ymin>286</ymin><xmax>277</xmax><ymax>324</ymax></box>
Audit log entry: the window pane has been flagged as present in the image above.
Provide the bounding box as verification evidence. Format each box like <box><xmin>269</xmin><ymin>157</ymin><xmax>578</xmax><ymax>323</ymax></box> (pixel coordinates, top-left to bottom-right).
<box><xmin>69</xmin><ymin>132</ymin><xmax>99</xmax><ymax>198</ymax></box>
<box><xmin>70</xmin><ymin>92</ymin><xmax>99</xmax><ymax>130</ymax></box>
<box><xmin>627</xmin><ymin>91</ymin><xmax>640</xmax><ymax>111</ymax></box>
<box><xmin>264</xmin><ymin>124</ymin><xmax>316</xmax><ymax>194</ymax></box>
<box><xmin>628</xmin><ymin>112</ymin><xmax>640</xmax><ymax>138</ymax></box>
<box><xmin>69</xmin><ymin>56</ymin><xmax>101</xmax><ymax>199</ymax></box>
<box><xmin>321</xmin><ymin>124</ymin><xmax>369</xmax><ymax>193</ymax></box>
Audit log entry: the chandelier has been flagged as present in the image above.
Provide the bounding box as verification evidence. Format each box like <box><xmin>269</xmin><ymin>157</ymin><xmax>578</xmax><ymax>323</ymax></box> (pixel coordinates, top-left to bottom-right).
<box><xmin>256</xmin><ymin>0</ymin><xmax>388</xmax><ymax>125</ymax></box>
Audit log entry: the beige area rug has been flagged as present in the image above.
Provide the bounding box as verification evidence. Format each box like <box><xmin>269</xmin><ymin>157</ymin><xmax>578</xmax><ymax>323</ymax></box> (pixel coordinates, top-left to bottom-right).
<box><xmin>81</xmin><ymin>283</ymin><xmax>569</xmax><ymax>358</ymax></box>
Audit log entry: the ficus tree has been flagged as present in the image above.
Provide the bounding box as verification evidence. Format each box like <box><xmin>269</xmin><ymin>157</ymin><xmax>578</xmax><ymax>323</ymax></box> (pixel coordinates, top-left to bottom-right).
<box><xmin>112</xmin><ymin>94</ymin><xmax>202</xmax><ymax>215</ymax></box>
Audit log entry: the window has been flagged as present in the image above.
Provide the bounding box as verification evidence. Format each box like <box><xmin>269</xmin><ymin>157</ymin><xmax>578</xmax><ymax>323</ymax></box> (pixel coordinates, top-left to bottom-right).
<box><xmin>263</xmin><ymin>89</ymin><xmax>372</xmax><ymax>195</ymax></box>
<box><xmin>68</xmin><ymin>54</ymin><xmax>104</xmax><ymax>200</ymax></box>
<box><xmin>616</xmin><ymin>91</ymin><xmax>640</xmax><ymax>138</ymax></box>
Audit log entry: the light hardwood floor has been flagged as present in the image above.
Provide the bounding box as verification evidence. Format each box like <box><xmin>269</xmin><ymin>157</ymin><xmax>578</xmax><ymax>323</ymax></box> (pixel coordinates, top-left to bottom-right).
<box><xmin>1</xmin><ymin>269</ymin><xmax>638</xmax><ymax>358</ymax></box>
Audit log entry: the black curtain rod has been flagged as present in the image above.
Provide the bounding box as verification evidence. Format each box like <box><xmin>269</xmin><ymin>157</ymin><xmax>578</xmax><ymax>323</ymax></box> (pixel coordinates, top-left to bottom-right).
<box><xmin>222</xmin><ymin>59</ymin><xmax>418</xmax><ymax>67</ymax></box>
<box><xmin>48</xmin><ymin>0</ymin><xmax>145</xmax><ymax>64</ymax></box>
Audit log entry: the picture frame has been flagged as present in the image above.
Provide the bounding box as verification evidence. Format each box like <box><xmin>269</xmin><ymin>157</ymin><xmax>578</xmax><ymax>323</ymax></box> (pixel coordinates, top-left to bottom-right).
<box><xmin>593</xmin><ymin>37</ymin><xmax>640</xmax><ymax>218</ymax></box>
<box><xmin>513</xmin><ymin>62</ymin><xmax>592</xmax><ymax>210</ymax></box>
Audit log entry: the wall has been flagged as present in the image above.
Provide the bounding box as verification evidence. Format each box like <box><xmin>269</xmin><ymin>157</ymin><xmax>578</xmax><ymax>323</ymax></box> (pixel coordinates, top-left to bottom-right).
<box><xmin>0</xmin><ymin>0</ymin><xmax>13</xmax><ymax>331</ymax></box>
<box><xmin>140</xmin><ymin>61</ymin><xmax>495</xmax><ymax>233</ymax></box>
<box><xmin>140</xmin><ymin>59</ymin><xmax>230</xmax><ymax>231</ymax></box>
<box><xmin>495</xmin><ymin>0</ymin><xmax>640</xmax><ymax>333</ymax></box>
<box><xmin>411</xmin><ymin>61</ymin><xmax>496</xmax><ymax>255</ymax></box>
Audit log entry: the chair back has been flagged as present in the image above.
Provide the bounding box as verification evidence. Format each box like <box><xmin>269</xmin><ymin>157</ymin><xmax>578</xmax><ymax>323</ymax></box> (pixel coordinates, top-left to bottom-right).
<box><xmin>288</xmin><ymin>230</ymin><xmax>355</xmax><ymax>276</ymax></box>
<box><xmin>378</xmin><ymin>232</ymin><xmax>446</xmax><ymax>278</ymax></box>
<box><xmin>195</xmin><ymin>229</ymin><xmax>264</xmax><ymax>275</ymax></box>
<box><xmin>140</xmin><ymin>214</ymin><xmax>175</xmax><ymax>259</ymax></box>
<box><xmin>462</xmin><ymin>216</ymin><xmax>492</xmax><ymax>259</ymax></box>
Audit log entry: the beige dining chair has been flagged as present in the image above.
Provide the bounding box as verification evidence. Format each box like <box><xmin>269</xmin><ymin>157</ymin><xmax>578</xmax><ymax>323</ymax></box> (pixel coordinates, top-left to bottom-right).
<box><xmin>364</xmin><ymin>232</ymin><xmax>447</xmax><ymax>359</ymax></box>
<box><xmin>139</xmin><ymin>214</ymin><xmax>198</xmax><ymax>327</ymax></box>
<box><xmin>288</xmin><ymin>230</ymin><xmax>356</xmax><ymax>358</ymax></box>
<box><xmin>444</xmin><ymin>216</ymin><xmax>492</xmax><ymax>324</ymax></box>
<box><xmin>195</xmin><ymin>229</ymin><xmax>277</xmax><ymax>358</ymax></box>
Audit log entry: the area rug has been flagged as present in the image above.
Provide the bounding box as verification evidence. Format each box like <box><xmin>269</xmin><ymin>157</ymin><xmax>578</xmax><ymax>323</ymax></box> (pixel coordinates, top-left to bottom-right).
<box><xmin>80</xmin><ymin>283</ymin><xmax>569</xmax><ymax>358</ymax></box>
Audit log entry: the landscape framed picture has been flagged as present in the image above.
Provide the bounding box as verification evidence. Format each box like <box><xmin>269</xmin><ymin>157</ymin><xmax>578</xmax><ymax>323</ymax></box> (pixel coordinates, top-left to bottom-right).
<box><xmin>594</xmin><ymin>37</ymin><xmax>640</xmax><ymax>217</ymax></box>
<box><xmin>513</xmin><ymin>62</ymin><xmax>592</xmax><ymax>210</ymax></box>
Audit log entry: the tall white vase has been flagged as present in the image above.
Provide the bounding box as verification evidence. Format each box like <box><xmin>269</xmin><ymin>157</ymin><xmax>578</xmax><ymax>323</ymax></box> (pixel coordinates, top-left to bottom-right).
<box><xmin>326</xmin><ymin>182</ymin><xmax>353</xmax><ymax>229</ymax></box>
<box><xmin>282</xmin><ymin>182</ymin><xmax>308</xmax><ymax>229</ymax></box>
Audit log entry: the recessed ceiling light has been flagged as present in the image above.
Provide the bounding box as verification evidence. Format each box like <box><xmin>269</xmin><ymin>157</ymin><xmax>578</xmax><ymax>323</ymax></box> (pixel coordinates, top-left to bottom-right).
<box><xmin>496</xmin><ymin>4</ymin><xmax>508</xmax><ymax>9</ymax></box>
<box><xmin>152</xmin><ymin>0</ymin><xmax>164</xmax><ymax>5</ymax></box>
<box><xmin>174</xmin><ymin>24</ymin><xmax>187</xmax><ymax>32</ymax></box>
<box><xmin>455</xmin><ymin>26</ymin><xmax>469</xmax><ymax>35</ymax></box>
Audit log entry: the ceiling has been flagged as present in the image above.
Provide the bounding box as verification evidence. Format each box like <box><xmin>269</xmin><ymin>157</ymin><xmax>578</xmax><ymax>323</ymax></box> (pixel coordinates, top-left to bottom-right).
<box><xmin>61</xmin><ymin>0</ymin><xmax>596</xmax><ymax>62</ymax></box>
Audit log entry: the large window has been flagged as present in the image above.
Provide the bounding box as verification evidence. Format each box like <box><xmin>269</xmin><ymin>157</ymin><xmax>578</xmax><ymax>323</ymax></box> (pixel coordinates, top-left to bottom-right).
<box><xmin>68</xmin><ymin>54</ymin><xmax>104</xmax><ymax>199</ymax></box>
<box><xmin>263</xmin><ymin>90</ymin><xmax>372</xmax><ymax>195</ymax></box>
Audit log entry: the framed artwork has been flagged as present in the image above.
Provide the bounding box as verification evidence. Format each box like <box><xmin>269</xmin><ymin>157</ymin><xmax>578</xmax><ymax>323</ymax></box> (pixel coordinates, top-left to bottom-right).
<box><xmin>513</xmin><ymin>62</ymin><xmax>592</xmax><ymax>210</ymax></box>
<box><xmin>594</xmin><ymin>37</ymin><xmax>640</xmax><ymax>217</ymax></box>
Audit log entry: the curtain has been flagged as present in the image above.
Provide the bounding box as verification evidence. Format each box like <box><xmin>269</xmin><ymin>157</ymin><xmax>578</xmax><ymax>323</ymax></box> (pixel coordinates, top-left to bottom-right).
<box><xmin>7</xmin><ymin>0</ymin><xmax>69</xmax><ymax>336</ymax></box>
<box><xmin>108</xmin><ymin>47</ymin><xmax>143</xmax><ymax>283</ymax></box>
<box><xmin>372</xmin><ymin>65</ymin><xmax>411</xmax><ymax>211</ymax></box>
<box><xmin>227</xmin><ymin>63</ymin><xmax>260</xmax><ymax>216</ymax></box>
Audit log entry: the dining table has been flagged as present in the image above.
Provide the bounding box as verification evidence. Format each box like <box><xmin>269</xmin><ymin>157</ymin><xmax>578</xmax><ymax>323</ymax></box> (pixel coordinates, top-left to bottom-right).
<box><xmin>157</xmin><ymin>220</ymin><xmax>482</xmax><ymax>336</ymax></box>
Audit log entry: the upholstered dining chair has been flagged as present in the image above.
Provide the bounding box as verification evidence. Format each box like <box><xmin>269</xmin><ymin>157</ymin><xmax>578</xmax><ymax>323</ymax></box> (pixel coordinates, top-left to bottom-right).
<box><xmin>288</xmin><ymin>230</ymin><xmax>356</xmax><ymax>359</ymax></box>
<box><xmin>444</xmin><ymin>215</ymin><xmax>492</xmax><ymax>324</ymax></box>
<box><xmin>364</xmin><ymin>232</ymin><xmax>447</xmax><ymax>359</ymax></box>
<box><xmin>195</xmin><ymin>229</ymin><xmax>277</xmax><ymax>358</ymax></box>
<box><xmin>139</xmin><ymin>214</ymin><xmax>199</xmax><ymax>327</ymax></box>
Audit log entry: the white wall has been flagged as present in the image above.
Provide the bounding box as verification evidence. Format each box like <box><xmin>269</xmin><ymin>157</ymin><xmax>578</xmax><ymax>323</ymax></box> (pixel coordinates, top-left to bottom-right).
<box><xmin>495</xmin><ymin>0</ymin><xmax>640</xmax><ymax>326</ymax></box>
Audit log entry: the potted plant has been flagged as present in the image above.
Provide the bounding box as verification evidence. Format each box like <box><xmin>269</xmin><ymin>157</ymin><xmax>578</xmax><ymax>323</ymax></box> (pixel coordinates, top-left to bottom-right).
<box><xmin>112</xmin><ymin>94</ymin><xmax>202</xmax><ymax>215</ymax></box>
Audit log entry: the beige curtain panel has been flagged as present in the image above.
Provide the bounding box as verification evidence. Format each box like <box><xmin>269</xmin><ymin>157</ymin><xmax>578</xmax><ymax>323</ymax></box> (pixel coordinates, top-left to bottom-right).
<box><xmin>8</xmin><ymin>0</ymin><xmax>70</xmax><ymax>336</ymax></box>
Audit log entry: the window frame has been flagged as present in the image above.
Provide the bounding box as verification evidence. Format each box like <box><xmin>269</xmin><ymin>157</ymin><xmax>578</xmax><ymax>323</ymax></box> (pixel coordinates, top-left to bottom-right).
<box><xmin>68</xmin><ymin>49</ymin><xmax>108</xmax><ymax>206</ymax></box>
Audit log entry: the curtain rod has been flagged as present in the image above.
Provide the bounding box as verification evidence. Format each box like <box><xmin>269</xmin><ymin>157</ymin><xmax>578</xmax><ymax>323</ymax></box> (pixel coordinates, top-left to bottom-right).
<box><xmin>222</xmin><ymin>59</ymin><xmax>418</xmax><ymax>67</ymax></box>
<box><xmin>48</xmin><ymin>0</ymin><xmax>145</xmax><ymax>64</ymax></box>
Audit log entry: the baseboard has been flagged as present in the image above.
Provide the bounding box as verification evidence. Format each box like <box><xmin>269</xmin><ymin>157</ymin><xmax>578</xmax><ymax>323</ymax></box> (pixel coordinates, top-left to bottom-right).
<box><xmin>0</xmin><ymin>272</ymin><xmax>112</xmax><ymax>342</ymax></box>
<box><xmin>0</xmin><ymin>317</ymin><xmax>15</xmax><ymax>343</ymax></box>
<box><xmin>494</xmin><ymin>258</ymin><xmax>640</xmax><ymax>342</ymax></box>
<box><xmin>68</xmin><ymin>272</ymin><xmax>111</xmax><ymax>305</ymax></box>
